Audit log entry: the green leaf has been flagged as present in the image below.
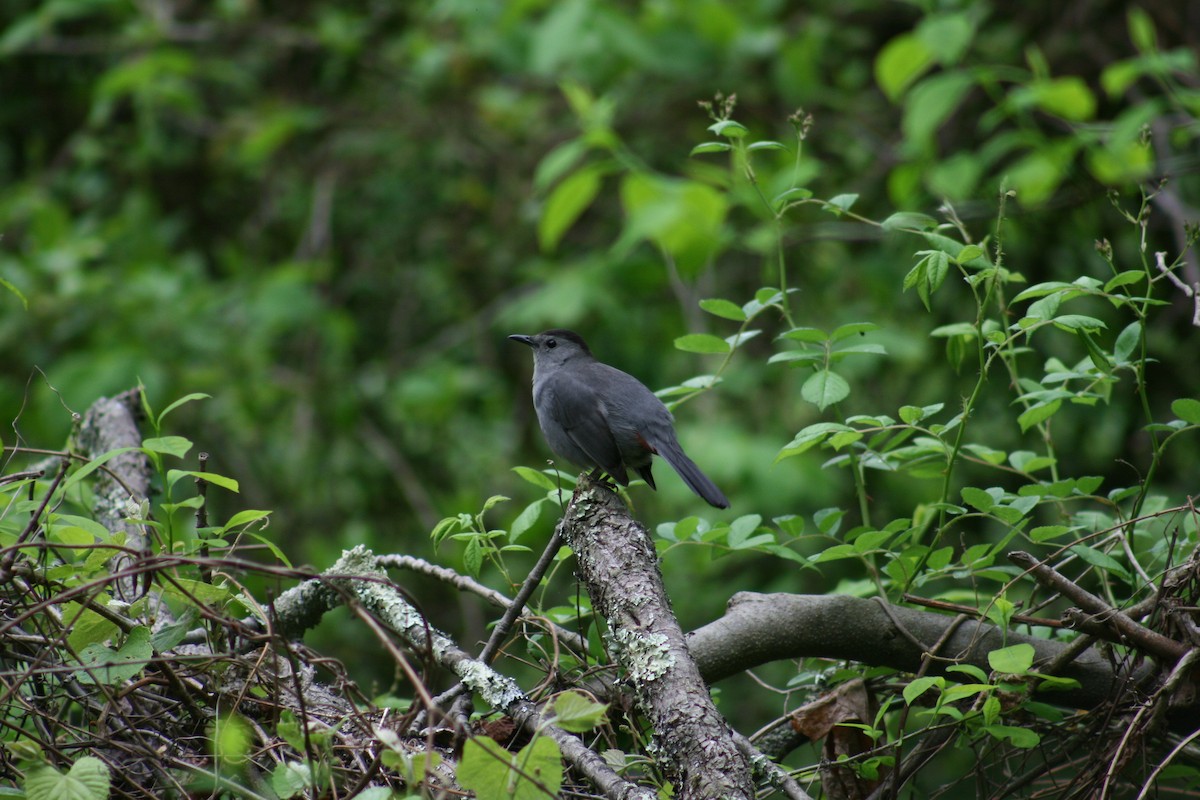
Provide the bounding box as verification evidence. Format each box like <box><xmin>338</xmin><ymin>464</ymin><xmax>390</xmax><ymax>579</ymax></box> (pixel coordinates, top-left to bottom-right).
<box><xmin>1051</xmin><ymin>314</ymin><xmax>1106</xmax><ymax>332</ymax></box>
<box><xmin>779</xmin><ymin>326</ymin><xmax>828</xmax><ymax>343</ymax></box>
<box><xmin>814</xmin><ymin>507</ymin><xmax>845</xmax><ymax>535</ymax></box>
<box><xmin>155</xmin><ymin>393</ymin><xmax>211</xmax><ymax>428</ymax></box>
<box><xmin>875</xmin><ymin>32</ymin><xmax>932</xmax><ymax>100</ymax></box>
<box><xmin>903</xmin><ymin>250</ymin><xmax>950</xmax><ymax>310</ymax></box>
<box><xmin>930</xmin><ymin>322</ymin><xmax>977</xmax><ymax>338</ymax></box>
<box><xmin>956</xmin><ymin>244</ymin><xmax>985</xmax><ymax>264</ymax></box>
<box><xmin>940</xmin><ymin>683</ymin><xmax>994</xmax><ymax>705</ymax></box>
<box><xmin>222</xmin><ymin>509</ymin><xmax>271</xmax><ymax>531</ymax></box>
<box><xmin>674</xmin><ymin>333</ymin><xmax>730</xmax><ymax>354</ymax></box>
<box><xmin>1017</xmin><ymin>399</ymin><xmax>1062</xmax><ymax>432</ymax></box>
<box><xmin>777</xmin><ymin>423</ymin><xmax>853</xmax><ymax>459</ymax></box>
<box><xmin>903</xmin><ymin>676</ymin><xmax>943</xmax><ymax>705</ymax></box>
<box><xmin>690</xmin><ymin>142</ymin><xmax>733</xmax><ymax>156</ymax></box>
<box><xmin>459</xmin><ymin>736</ymin><xmax>563</xmax><ymax>800</ymax></box>
<box><xmin>512</xmin><ymin>466</ymin><xmax>559</xmax><ymax>491</ymax></box>
<box><xmin>1104</xmin><ymin>270</ymin><xmax>1145</xmax><ymax>292</ymax></box>
<box><xmin>1030</xmin><ymin>525</ymin><xmax>1072</xmax><ymax>542</ymax></box>
<box><xmin>726</xmin><ymin>329</ymin><xmax>760</xmax><ymax>350</ymax></box>
<box><xmin>774</xmin><ymin>515</ymin><xmax>805</xmax><ymax>536</ymax></box>
<box><xmin>1113</xmin><ymin>321</ymin><xmax>1142</xmax><ymax>364</ymax></box>
<box><xmin>1013</xmin><ymin>281</ymin><xmax>1076</xmax><ymax>302</ymax></box>
<box><xmin>988</xmin><ymin>643</ymin><xmax>1035</xmax><ymax>675</ymax></box>
<box><xmin>533</xmin><ymin>137</ymin><xmax>589</xmax><ymax>192</ymax></box>
<box><xmin>509</xmin><ymin>499</ymin><xmax>545</xmax><ymax>541</ymax></box>
<box><xmin>483</xmin><ymin>494</ymin><xmax>509</xmax><ymax>512</ymax></box>
<box><xmin>983</xmin><ymin>724</ymin><xmax>1040</xmax><ymax>748</ymax></box>
<box><xmin>0</xmin><ymin>274</ymin><xmax>29</xmax><ymax>309</ymax></box>
<box><xmin>150</xmin><ymin>609</ymin><xmax>198</xmax><ymax>652</ymax></box>
<box><xmin>1172</xmin><ymin>398</ymin><xmax>1200</xmax><ymax>424</ymax></box>
<box><xmin>768</xmin><ymin>351</ymin><xmax>824</xmax><ymax>367</ymax></box>
<box><xmin>75</xmin><ymin>626</ymin><xmax>153</xmax><ymax>685</ymax></box>
<box><xmin>551</xmin><ymin>691</ymin><xmax>608</xmax><ymax>733</ymax></box>
<box><xmin>163</xmin><ymin>577</ymin><xmax>235</xmax><ymax>606</ymax></box>
<box><xmin>1126</xmin><ymin>7</ymin><xmax>1157</xmax><ymax>51</ymax></box>
<box><xmin>167</xmin><ymin>469</ymin><xmax>239</xmax><ymax>493</ymax></box>
<box><xmin>903</xmin><ymin>71</ymin><xmax>975</xmax><ymax>150</ymax></box>
<box><xmin>618</xmin><ymin>172</ymin><xmax>728</xmax><ymax>271</ymax></box>
<box><xmin>747</xmin><ymin>140</ymin><xmax>786</xmax><ymax>151</ymax></box>
<box><xmin>1028</xmin><ymin>77</ymin><xmax>1097</xmax><ymax>121</ymax></box>
<box><xmin>828</xmin><ymin>430</ymin><xmax>863</xmax><ymax>449</ymax></box>
<box><xmin>802</xmin><ymin>370</ymin><xmax>850</xmax><ymax>410</ymax></box>
<box><xmin>727</xmin><ymin>515</ymin><xmax>765</xmax><ymax>548</ymax></box>
<box><xmin>271</xmin><ymin>762</ymin><xmax>313</xmax><ymax>798</ymax></box>
<box><xmin>830</xmin><ymin>343</ymin><xmax>886</xmax><ymax>359</ymax></box>
<box><xmin>212</xmin><ymin>713</ymin><xmax>252</xmax><ymax>768</ymax></box>
<box><xmin>881</xmin><ymin>212</ymin><xmax>936</xmax><ymax>231</ymax></box>
<box><xmin>771</xmin><ymin>187</ymin><xmax>813</xmax><ymax>213</ymax></box>
<box><xmin>25</xmin><ymin>757</ymin><xmax>111</xmax><ymax>800</ymax></box>
<box><xmin>64</xmin><ymin>603</ymin><xmax>120</xmax><ymax>653</ymax></box>
<box><xmin>142</xmin><ymin>435</ymin><xmax>194</xmax><ymax>459</ymax></box>
<box><xmin>49</xmin><ymin>514</ymin><xmax>111</xmax><ymax>543</ymax></box>
<box><xmin>947</xmin><ymin>664</ymin><xmax>988</xmax><ymax>682</ymax></box>
<box><xmin>698</xmin><ymin>298</ymin><xmax>746</xmax><ymax>321</ymax></box>
<box><xmin>1069</xmin><ymin>545</ymin><xmax>1130</xmax><ymax>582</ymax></box>
<box><xmin>462</xmin><ymin>536</ymin><xmax>483</xmax><ymax>578</ymax></box>
<box><xmin>960</xmin><ymin>487</ymin><xmax>995</xmax><ymax>512</ymax></box>
<box><xmin>916</xmin><ymin>12</ymin><xmax>974</xmax><ymax>64</ymax></box>
<box><xmin>825</xmin><ymin>193</ymin><xmax>859</xmax><ymax>213</ymax></box>
<box><xmin>539</xmin><ymin>165</ymin><xmax>602</xmax><ymax>252</ymax></box>
<box><xmin>831</xmin><ymin>322</ymin><xmax>880</xmax><ymax>341</ymax></box>
<box><xmin>707</xmin><ymin>120</ymin><xmax>748</xmax><ymax>139</ymax></box>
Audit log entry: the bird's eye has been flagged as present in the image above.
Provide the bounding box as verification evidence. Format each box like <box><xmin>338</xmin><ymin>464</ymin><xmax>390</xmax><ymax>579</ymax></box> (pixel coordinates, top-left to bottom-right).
<box><xmin>546</xmin><ymin>339</ymin><xmax>557</xmax><ymax>349</ymax></box>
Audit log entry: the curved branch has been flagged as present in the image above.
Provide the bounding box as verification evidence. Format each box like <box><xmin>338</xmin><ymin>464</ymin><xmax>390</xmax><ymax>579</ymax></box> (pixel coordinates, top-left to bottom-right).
<box><xmin>687</xmin><ymin>592</ymin><xmax>1151</xmax><ymax>714</ymax></box>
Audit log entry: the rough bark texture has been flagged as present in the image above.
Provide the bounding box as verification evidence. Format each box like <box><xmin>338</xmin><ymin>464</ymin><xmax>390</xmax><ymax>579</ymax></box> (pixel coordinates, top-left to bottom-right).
<box><xmin>77</xmin><ymin>388</ymin><xmax>152</xmax><ymax>600</ymax></box>
<box><xmin>560</xmin><ymin>477</ymin><xmax>753</xmax><ymax>800</ymax></box>
<box><xmin>688</xmin><ymin>592</ymin><xmax>1147</xmax><ymax>713</ymax></box>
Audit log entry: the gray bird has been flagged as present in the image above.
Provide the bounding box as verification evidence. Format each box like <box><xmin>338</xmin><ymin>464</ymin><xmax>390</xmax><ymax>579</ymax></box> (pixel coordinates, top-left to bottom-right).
<box><xmin>509</xmin><ymin>329</ymin><xmax>730</xmax><ymax>509</ymax></box>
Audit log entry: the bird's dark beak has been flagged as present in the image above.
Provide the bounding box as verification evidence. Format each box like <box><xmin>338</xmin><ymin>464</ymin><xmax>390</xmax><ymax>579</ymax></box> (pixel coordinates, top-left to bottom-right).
<box><xmin>508</xmin><ymin>334</ymin><xmax>535</xmax><ymax>347</ymax></box>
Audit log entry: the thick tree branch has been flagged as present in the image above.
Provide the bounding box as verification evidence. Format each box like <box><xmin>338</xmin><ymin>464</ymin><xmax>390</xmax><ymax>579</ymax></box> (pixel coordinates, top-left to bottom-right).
<box><xmin>687</xmin><ymin>592</ymin><xmax>1150</xmax><ymax>713</ymax></box>
<box><xmin>560</xmin><ymin>477</ymin><xmax>753</xmax><ymax>800</ymax></box>
<box><xmin>76</xmin><ymin>389</ymin><xmax>152</xmax><ymax>601</ymax></box>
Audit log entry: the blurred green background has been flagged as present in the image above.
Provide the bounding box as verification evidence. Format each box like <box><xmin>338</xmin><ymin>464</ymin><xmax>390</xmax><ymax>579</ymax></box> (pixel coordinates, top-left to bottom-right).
<box><xmin>2</xmin><ymin>0</ymin><xmax>1197</xmax><ymax>701</ymax></box>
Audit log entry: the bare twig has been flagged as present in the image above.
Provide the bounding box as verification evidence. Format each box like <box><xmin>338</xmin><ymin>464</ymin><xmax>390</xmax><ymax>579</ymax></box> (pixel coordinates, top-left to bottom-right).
<box><xmin>1008</xmin><ymin>551</ymin><xmax>1187</xmax><ymax>662</ymax></box>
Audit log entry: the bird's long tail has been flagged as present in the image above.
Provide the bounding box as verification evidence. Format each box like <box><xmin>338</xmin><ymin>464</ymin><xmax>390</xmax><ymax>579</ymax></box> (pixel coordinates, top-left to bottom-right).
<box><xmin>654</xmin><ymin>438</ymin><xmax>729</xmax><ymax>509</ymax></box>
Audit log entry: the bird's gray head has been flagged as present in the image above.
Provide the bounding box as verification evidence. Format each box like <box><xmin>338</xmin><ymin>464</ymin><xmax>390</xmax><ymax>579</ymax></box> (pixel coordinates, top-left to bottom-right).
<box><xmin>508</xmin><ymin>329</ymin><xmax>593</xmax><ymax>373</ymax></box>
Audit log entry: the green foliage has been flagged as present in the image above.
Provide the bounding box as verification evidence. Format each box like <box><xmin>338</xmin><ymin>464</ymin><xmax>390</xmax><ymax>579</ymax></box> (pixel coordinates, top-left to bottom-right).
<box><xmin>3</xmin><ymin>0</ymin><xmax>1200</xmax><ymax>795</ymax></box>
<box><xmin>455</xmin><ymin>691</ymin><xmax>604</xmax><ymax>800</ymax></box>
<box><xmin>23</xmin><ymin>756</ymin><xmax>111</xmax><ymax>800</ymax></box>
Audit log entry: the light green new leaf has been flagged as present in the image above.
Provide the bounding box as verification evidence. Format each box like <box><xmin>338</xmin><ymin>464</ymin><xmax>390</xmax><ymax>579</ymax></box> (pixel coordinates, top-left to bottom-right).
<box><xmin>75</xmin><ymin>626</ymin><xmax>153</xmax><ymax>685</ymax></box>
<box><xmin>142</xmin><ymin>435</ymin><xmax>194</xmax><ymax>459</ymax></box>
<box><xmin>802</xmin><ymin>370</ymin><xmax>850</xmax><ymax>410</ymax></box>
<box><xmin>459</xmin><ymin>736</ymin><xmax>563</xmax><ymax>800</ymax></box>
<box><xmin>551</xmin><ymin>691</ymin><xmax>609</xmax><ymax>733</ymax></box>
<box><xmin>1171</xmin><ymin>398</ymin><xmax>1200</xmax><ymax>424</ymax></box>
<box><xmin>987</xmin><ymin>643</ymin><xmax>1035</xmax><ymax>675</ymax></box>
<box><xmin>690</xmin><ymin>141</ymin><xmax>732</xmax><ymax>156</ymax></box>
<box><xmin>25</xmin><ymin>756</ymin><xmax>111</xmax><ymax>800</ymax></box>
<box><xmin>675</xmin><ymin>333</ymin><xmax>730</xmax><ymax>354</ymax></box>
<box><xmin>699</xmin><ymin>297</ymin><xmax>746</xmax><ymax>321</ymax></box>
<box><xmin>875</xmin><ymin>32</ymin><xmax>932</xmax><ymax>100</ymax></box>
<box><xmin>539</xmin><ymin>165</ymin><xmax>602</xmax><ymax>253</ymax></box>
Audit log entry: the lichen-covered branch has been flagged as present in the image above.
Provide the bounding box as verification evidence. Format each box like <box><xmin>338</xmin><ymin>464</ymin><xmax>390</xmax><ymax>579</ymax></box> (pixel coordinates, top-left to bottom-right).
<box><xmin>559</xmin><ymin>477</ymin><xmax>753</xmax><ymax>800</ymax></box>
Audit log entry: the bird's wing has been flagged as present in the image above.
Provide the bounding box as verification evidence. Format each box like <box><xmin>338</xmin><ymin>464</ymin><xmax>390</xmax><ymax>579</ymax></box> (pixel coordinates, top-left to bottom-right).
<box><xmin>543</xmin><ymin>372</ymin><xmax>627</xmax><ymax>482</ymax></box>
